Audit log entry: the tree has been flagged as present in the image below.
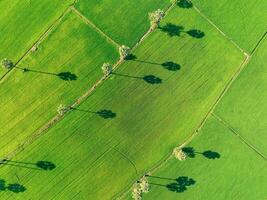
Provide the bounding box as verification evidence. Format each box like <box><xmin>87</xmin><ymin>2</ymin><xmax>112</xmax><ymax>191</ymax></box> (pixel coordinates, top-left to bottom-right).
<box><xmin>173</xmin><ymin>147</ymin><xmax>186</xmax><ymax>161</ymax></box>
<box><xmin>119</xmin><ymin>45</ymin><xmax>130</xmax><ymax>60</ymax></box>
<box><xmin>1</xmin><ymin>58</ymin><xmax>14</xmax><ymax>70</ymax></box>
<box><xmin>132</xmin><ymin>183</ymin><xmax>142</xmax><ymax>200</ymax></box>
<box><xmin>101</xmin><ymin>63</ymin><xmax>112</xmax><ymax>76</ymax></box>
<box><xmin>57</xmin><ymin>104</ymin><xmax>69</xmax><ymax>115</ymax></box>
<box><xmin>149</xmin><ymin>9</ymin><xmax>165</xmax><ymax>30</ymax></box>
<box><xmin>139</xmin><ymin>176</ymin><xmax>149</xmax><ymax>193</ymax></box>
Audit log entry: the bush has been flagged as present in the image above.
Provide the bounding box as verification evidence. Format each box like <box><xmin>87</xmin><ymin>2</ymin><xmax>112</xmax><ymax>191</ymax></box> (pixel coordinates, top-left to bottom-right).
<box><xmin>1</xmin><ymin>58</ymin><xmax>14</xmax><ymax>70</ymax></box>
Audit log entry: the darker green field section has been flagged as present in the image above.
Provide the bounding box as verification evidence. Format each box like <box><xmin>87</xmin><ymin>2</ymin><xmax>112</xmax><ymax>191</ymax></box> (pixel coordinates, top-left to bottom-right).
<box><xmin>142</xmin><ymin>116</ymin><xmax>267</xmax><ymax>200</ymax></box>
<box><xmin>0</xmin><ymin>6</ymin><xmax>244</xmax><ymax>200</ymax></box>
<box><xmin>75</xmin><ymin>0</ymin><xmax>170</xmax><ymax>46</ymax></box>
<box><xmin>191</xmin><ymin>0</ymin><xmax>267</xmax><ymax>53</ymax></box>
<box><xmin>215</xmin><ymin>38</ymin><xmax>267</xmax><ymax>156</ymax></box>
<box><xmin>0</xmin><ymin>0</ymin><xmax>73</xmax><ymax>77</ymax></box>
<box><xmin>0</xmin><ymin>11</ymin><xmax>118</xmax><ymax>158</ymax></box>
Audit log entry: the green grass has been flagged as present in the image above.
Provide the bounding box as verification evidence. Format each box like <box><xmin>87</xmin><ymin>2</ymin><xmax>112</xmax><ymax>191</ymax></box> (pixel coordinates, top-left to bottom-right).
<box><xmin>141</xmin><ymin>116</ymin><xmax>267</xmax><ymax>200</ymax></box>
<box><xmin>75</xmin><ymin>0</ymin><xmax>170</xmax><ymax>47</ymax></box>
<box><xmin>215</xmin><ymin>38</ymin><xmax>267</xmax><ymax>156</ymax></box>
<box><xmin>0</xmin><ymin>0</ymin><xmax>73</xmax><ymax>77</ymax></box>
<box><xmin>0</xmin><ymin>11</ymin><xmax>118</xmax><ymax>158</ymax></box>
<box><xmin>0</xmin><ymin>6</ymin><xmax>244</xmax><ymax>199</ymax></box>
<box><xmin>191</xmin><ymin>0</ymin><xmax>267</xmax><ymax>53</ymax></box>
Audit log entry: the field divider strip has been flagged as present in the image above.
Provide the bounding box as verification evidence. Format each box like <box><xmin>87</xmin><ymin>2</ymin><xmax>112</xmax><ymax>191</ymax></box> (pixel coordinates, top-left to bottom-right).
<box><xmin>0</xmin><ymin>6</ymin><xmax>72</xmax><ymax>84</ymax></box>
<box><xmin>251</xmin><ymin>31</ymin><xmax>267</xmax><ymax>55</ymax></box>
<box><xmin>212</xmin><ymin>113</ymin><xmax>267</xmax><ymax>161</ymax></box>
<box><xmin>116</xmin><ymin>54</ymin><xmax>250</xmax><ymax>199</ymax></box>
<box><xmin>189</xmin><ymin>0</ymin><xmax>249</xmax><ymax>57</ymax></box>
<box><xmin>71</xmin><ymin>6</ymin><xmax>120</xmax><ymax>47</ymax></box>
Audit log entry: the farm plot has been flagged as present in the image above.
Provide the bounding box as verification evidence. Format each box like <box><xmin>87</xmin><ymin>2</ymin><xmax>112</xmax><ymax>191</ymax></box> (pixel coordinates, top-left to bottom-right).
<box><xmin>142</xmin><ymin>116</ymin><xmax>267</xmax><ymax>200</ymax></box>
<box><xmin>0</xmin><ymin>0</ymin><xmax>73</xmax><ymax>78</ymax></box>
<box><xmin>191</xmin><ymin>0</ymin><xmax>267</xmax><ymax>53</ymax></box>
<box><xmin>0</xmin><ymin>6</ymin><xmax>244</xmax><ymax>200</ymax></box>
<box><xmin>75</xmin><ymin>0</ymin><xmax>170</xmax><ymax>47</ymax></box>
<box><xmin>214</xmin><ymin>37</ymin><xmax>267</xmax><ymax>156</ymax></box>
<box><xmin>0</xmin><ymin>11</ymin><xmax>118</xmax><ymax>158</ymax></box>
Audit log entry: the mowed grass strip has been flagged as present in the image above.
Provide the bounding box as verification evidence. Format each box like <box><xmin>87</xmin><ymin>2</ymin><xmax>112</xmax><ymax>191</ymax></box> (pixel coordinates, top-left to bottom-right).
<box><xmin>140</xmin><ymin>116</ymin><xmax>267</xmax><ymax>200</ymax></box>
<box><xmin>191</xmin><ymin>0</ymin><xmax>267</xmax><ymax>53</ymax></box>
<box><xmin>75</xmin><ymin>0</ymin><xmax>170</xmax><ymax>46</ymax></box>
<box><xmin>0</xmin><ymin>6</ymin><xmax>244</xmax><ymax>199</ymax></box>
<box><xmin>0</xmin><ymin>11</ymin><xmax>118</xmax><ymax>158</ymax></box>
<box><xmin>0</xmin><ymin>0</ymin><xmax>73</xmax><ymax>77</ymax></box>
<box><xmin>214</xmin><ymin>38</ymin><xmax>267</xmax><ymax>156</ymax></box>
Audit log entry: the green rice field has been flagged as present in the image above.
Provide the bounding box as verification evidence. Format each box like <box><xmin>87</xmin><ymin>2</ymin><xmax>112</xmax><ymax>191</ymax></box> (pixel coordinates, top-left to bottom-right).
<box><xmin>0</xmin><ymin>0</ymin><xmax>266</xmax><ymax>199</ymax></box>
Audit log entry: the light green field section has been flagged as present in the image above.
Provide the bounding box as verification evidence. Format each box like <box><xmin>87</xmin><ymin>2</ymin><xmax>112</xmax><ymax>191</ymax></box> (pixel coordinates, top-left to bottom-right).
<box><xmin>191</xmin><ymin>0</ymin><xmax>267</xmax><ymax>53</ymax></box>
<box><xmin>141</xmin><ymin>116</ymin><xmax>267</xmax><ymax>200</ymax></box>
<box><xmin>75</xmin><ymin>0</ymin><xmax>170</xmax><ymax>46</ymax></box>
<box><xmin>0</xmin><ymin>11</ymin><xmax>118</xmax><ymax>158</ymax></box>
<box><xmin>0</xmin><ymin>0</ymin><xmax>73</xmax><ymax>77</ymax></box>
<box><xmin>0</xmin><ymin>6</ymin><xmax>244</xmax><ymax>200</ymax></box>
<box><xmin>215</xmin><ymin>37</ymin><xmax>267</xmax><ymax>156</ymax></box>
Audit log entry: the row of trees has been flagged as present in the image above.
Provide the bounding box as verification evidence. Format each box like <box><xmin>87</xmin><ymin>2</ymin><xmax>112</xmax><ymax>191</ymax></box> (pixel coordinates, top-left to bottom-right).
<box><xmin>101</xmin><ymin>9</ymin><xmax>165</xmax><ymax>77</ymax></box>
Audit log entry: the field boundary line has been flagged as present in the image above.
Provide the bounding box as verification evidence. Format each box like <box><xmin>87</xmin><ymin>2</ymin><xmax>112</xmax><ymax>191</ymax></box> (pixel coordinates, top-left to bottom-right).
<box><xmin>71</xmin><ymin>6</ymin><xmax>120</xmax><ymax>47</ymax></box>
<box><xmin>212</xmin><ymin>113</ymin><xmax>267</xmax><ymax>161</ymax></box>
<box><xmin>112</xmin><ymin>146</ymin><xmax>138</xmax><ymax>175</ymax></box>
<box><xmin>251</xmin><ymin>31</ymin><xmax>267</xmax><ymax>55</ymax></box>
<box><xmin>190</xmin><ymin>1</ymin><xmax>249</xmax><ymax>57</ymax></box>
<box><xmin>116</xmin><ymin>54</ymin><xmax>250</xmax><ymax>199</ymax></box>
<box><xmin>0</xmin><ymin>6</ymin><xmax>72</xmax><ymax>84</ymax></box>
<box><xmin>2</xmin><ymin>2</ymin><xmax>175</xmax><ymax>164</ymax></box>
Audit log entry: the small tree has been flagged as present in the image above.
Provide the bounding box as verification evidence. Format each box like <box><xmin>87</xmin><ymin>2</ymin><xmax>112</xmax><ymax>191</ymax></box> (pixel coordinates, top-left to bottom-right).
<box><xmin>57</xmin><ymin>104</ymin><xmax>69</xmax><ymax>115</ymax></box>
<box><xmin>173</xmin><ymin>147</ymin><xmax>186</xmax><ymax>161</ymax></box>
<box><xmin>101</xmin><ymin>63</ymin><xmax>112</xmax><ymax>76</ymax></box>
<box><xmin>1</xmin><ymin>58</ymin><xmax>14</xmax><ymax>70</ymax></box>
<box><xmin>132</xmin><ymin>183</ymin><xmax>142</xmax><ymax>200</ymax></box>
<box><xmin>119</xmin><ymin>45</ymin><xmax>130</xmax><ymax>60</ymax></box>
<box><xmin>149</xmin><ymin>9</ymin><xmax>165</xmax><ymax>30</ymax></box>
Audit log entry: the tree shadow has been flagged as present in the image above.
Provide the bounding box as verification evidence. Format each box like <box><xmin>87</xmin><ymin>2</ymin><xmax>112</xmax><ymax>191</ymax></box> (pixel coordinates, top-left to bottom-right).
<box><xmin>159</xmin><ymin>23</ymin><xmax>205</xmax><ymax>39</ymax></box>
<box><xmin>1</xmin><ymin>159</ymin><xmax>56</xmax><ymax>170</ymax></box>
<box><xmin>166</xmin><ymin>176</ymin><xmax>196</xmax><ymax>193</ymax></box>
<box><xmin>161</xmin><ymin>62</ymin><xmax>181</xmax><ymax>71</ymax></box>
<box><xmin>57</xmin><ymin>72</ymin><xmax>77</xmax><ymax>81</ymax></box>
<box><xmin>112</xmin><ymin>72</ymin><xmax>162</xmax><ymax>85</ymax></box>
<box><xmin>70</xmin><ymin>108</ymin><xmax>116</xmax><ymax>119</ymax></box>
<box><xmin>143</xmin><ymin>75</ymin><xmax>162</xmax><ymax>84</ymax></box>
<box><xmin>125</xmin><ymin>54</ymin><xmax>137</xmax><ymax>61</ymax></box>
<box><xmin>186</xmin><ymin>29</ymin><xmax>205</xmax><ymax>38</ymax></box>
<box><xmin>202</xmin><ymin>150</ymin><xmax>220</xmax><ymax>159</ymax></box>
<box><xmin>36</xmin><ymin>161</ymin><xmax>56</xmax><ymax>170</ymax></box>
<box><xmin>96</xmin><ymin>109</ymin><xmax>116</xmax><ymax>119</ymax></box>
<box><xmin>16</xmin><ymin>67</ymin><xmax>77</xmax><ymax>81</ymax></box>
<box><xmin>125</xmin><ymin>54</ymin><xmax>181</xmax><ymax>72</ymax></box>
<box><xmin>182</xmin><ymin>147</ymin><xmax>221</xmax><ymax>159</ymax></box>
<box><xmin>159</xmin><ymin>23</ymin><xmax>185</xmax><ymax>37</ymax></box>
<box><xmin>149</xmin><ymin>175</ymin><xmax>196</xmax><ymax>193</ymax></box>
<box><xmin>0</xmin><ymin>179</ymin><xmax>26</xmax><ymax>193</ymax></box>
<box><xmin>7</xmin><ymin>184</ymin><xmax>26</xmax><ymax>193</ymax></box>
<box><xmin>177</xmin><ymin>0</ymin><xmax>193</xmax><ymax>9</ymax></box>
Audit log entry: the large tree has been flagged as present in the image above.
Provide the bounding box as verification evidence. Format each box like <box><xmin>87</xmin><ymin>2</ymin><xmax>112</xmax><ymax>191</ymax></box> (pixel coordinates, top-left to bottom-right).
<box><xmin>149</xmin><ymin>9</ymin><xmax>165</xmax><ymax>30</ymax></box>
<box><xmin>173</xmin><ymin>147</ymin><xmax>186</xmax><ymax>160</ymax></box>
<box><xmin>101</xmin><ymin>63</ymin><xmax>112</xmax><ymax>76</ymax></box>
<box><xmin>57</xmin><ymin>104</ymin><xmax>69</xmax><ymax>115</ymax></box>
<box><xmin>119</xmin><ymin>45</ymin><xmax>130</xmax><ymax>60</ymax></box>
